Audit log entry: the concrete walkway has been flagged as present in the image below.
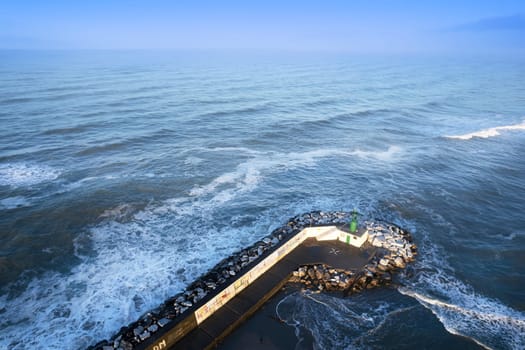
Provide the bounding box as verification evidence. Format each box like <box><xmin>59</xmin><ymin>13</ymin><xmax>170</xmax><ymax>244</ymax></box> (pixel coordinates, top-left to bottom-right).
<box><xmin>169</xmin><ymin>239</ymin><xmax>374</xmax><ymax>350</ymax></box>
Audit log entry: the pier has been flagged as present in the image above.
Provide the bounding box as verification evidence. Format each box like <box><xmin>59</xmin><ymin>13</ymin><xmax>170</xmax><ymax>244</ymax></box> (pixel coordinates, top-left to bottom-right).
<box><xmin>90</xmin><ymin>211</ymin><xmax>417</xmax><ymax>350</ymax></box>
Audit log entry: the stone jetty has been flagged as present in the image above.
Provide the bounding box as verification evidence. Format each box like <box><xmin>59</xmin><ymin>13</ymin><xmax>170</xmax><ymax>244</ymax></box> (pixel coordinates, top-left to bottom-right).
<box><xmin>289</xmin><ymin>220</ymin><xmax>417</xmax><ymax>294</ymax></box>
<box><xmin>89</xmin><ymin>211</ymin><xmax>416</xmax><ymax>350</ymax></box>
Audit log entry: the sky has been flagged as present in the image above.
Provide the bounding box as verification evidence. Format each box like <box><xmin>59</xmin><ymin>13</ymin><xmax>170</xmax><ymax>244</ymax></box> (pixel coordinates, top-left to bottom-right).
<box><xmin>1</xmin><ymin>0</ymin><xmax>524</xmax><ymax>54</ymax></box>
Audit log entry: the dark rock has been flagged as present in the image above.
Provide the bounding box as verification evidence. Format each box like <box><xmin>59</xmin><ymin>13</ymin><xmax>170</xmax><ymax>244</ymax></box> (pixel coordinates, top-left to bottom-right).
<box><xmin>157</xmin><ymin>318</ymin><xmax>170</xmax><ymax>327</ymax></box>
<box><xmin>133</xmin><ymin>326</ymin><xmax>144</xmax><ymax>337</ymax></box>
<box><xmin>139</xmin><ymin>330</ymin><xmax>151</xmax><ymax>341</ymax></box>
<box><xmin>183</xmin><ymin>299</ymin><xmax>193</xmax><ymax>307</ymax></box>
<box><xmin>307</xmin><ymin>268</ymin><xmax>316</xmax><ymax>280</ymax></box>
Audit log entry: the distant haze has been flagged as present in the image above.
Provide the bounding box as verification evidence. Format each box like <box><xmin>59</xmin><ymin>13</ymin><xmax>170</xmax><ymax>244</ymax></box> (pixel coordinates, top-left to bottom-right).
<box><xmin>1</xmin><ymin>0</ymin><xmax>525</xmax><ymax>54</ymax></box>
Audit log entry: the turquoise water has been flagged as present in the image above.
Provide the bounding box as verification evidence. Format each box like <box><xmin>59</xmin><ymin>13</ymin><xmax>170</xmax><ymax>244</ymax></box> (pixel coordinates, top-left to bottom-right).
<box><xmin>0</xmin><ymin>51</ymin><xmax>524</xmax><ymax>349</ymax></box>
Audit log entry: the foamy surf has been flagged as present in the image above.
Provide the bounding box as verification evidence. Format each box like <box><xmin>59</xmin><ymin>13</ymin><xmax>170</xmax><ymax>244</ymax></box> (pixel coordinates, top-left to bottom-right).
<box><xmin>188</xmin><ymin>146</ymin><xmax>403</xmax><ymax>200</ymax></box>
<box><xmin>0</xmin><ymin>203</ymin><xmax>266</xmax><ymax>349</ymax></box>
<box><xmin>276</xmin><ymin>290</ymin><xmax>417</xmax><ymax>350</ymax></box>
<box><xmin>399</xmin><ymin>278</ymin><xmax>525</xmax><ymax>350</ymax></box>
<box><xmin>446</xmin><ymin>121</ymin><xmax>525</xmax><ymax>140</ymax></box>
<box><xmin>0</xmin><ymin>163</ymin><xmax>61</xmax><ymax>187</ymax></box>
<box><xmin>0</xmin><ymin>182</ymin><xmax>353</xmax><ymax>350</ymax></box>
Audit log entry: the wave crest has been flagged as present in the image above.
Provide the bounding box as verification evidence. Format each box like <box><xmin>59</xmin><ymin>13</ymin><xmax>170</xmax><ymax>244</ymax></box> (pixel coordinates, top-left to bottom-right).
<box><xmin>446</xmin><ymin>121</ymin><xmax>525</xmax><ymax>140</ymax></box>
<box><xmin>398</xmin><ymin>274</ymin><xmax>525</xmax><ymax>349</ymax></box>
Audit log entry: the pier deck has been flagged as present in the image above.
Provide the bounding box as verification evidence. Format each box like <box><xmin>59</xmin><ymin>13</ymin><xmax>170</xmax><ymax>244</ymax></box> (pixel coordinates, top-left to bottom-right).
<box><xmin>169</xmin><ymin>239</ymin><xmax>372</xmax><ymax>350</ymax></box>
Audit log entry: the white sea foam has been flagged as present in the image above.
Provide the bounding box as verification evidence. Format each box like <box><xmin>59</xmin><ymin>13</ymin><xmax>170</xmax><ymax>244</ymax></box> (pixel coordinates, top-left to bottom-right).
<box><xmin>399</xmin><ymin>284</ymin><xmax>525</xmax><ymax>350</ymax></box>
<box><xmin>0</xmin><ymin>146</ymin><xmax>401</xmax><ymax>349</ymax></box>
<box><xmin>189</xmin><ymin>146</ymin><xmax>402</xmax><ymax>202</ymax></box>
<box><xmin>276</xmin><ymin>290</ymin><xmax>415</xmax><ymax>350</ymax></box>
<box><xmin>183</xmin><ymin>156</ymin><xmax>204</xmax><ymax>166</ymax></box>
<box><xmin>0</xmin><ymin>196</ymin><xmax>31</xmax><ymax>209</ymax></box>
<box><xmin>98</xmin><ymin>203</ymin><xmax>136</xmax><ymax>222</ymax></box>
<box><xmin>398</xmin><ymin>238</ymin><xmax>525</xmax><ymax>350</ymax></box>
<box><xmin>0</xmin><ymin>163</ymin><xmax>61</xmax><ymax>187</ymax></box>
<box><xmin>446</xmin><ymin>121</ymin><xmax>525</xmax><ymax>140</ymax></box>
<box><xmin>494</xmin><ymin>230</ymin><xmax>525</xmax><ymax>241</ymax></box>
<box><xmin>0</xmin><ymin>192</ymin><xmax>355</xmax><ymax>350</ymax></box>
<box><xmin>391</xmin><ymin>203</ymin><xmax>525</xmax><ymax>350</ymax></box>
<box><xmin>0</xmin><ymin>206</ymin><xmax>261</xmax><ymax>349</ymax></box>
<box><xmin>349</xmin><ymin>145</ymin><xmax>402</xmax><ymax>161</ymax></box>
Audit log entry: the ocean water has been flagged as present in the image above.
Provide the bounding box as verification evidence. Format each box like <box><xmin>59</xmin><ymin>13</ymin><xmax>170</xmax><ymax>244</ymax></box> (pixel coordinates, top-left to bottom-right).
<box><xmin>0</xmin><ymin>50</ymin><xmax>524</xmax><ymax>349</ymax></box>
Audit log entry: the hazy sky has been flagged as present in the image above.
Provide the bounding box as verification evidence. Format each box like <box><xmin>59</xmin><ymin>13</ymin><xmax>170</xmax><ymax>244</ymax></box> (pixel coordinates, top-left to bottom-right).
<box><xmin>1</xmin><ymin>0</ymin><xmax>524</xmax><ymax>53</ymax></box>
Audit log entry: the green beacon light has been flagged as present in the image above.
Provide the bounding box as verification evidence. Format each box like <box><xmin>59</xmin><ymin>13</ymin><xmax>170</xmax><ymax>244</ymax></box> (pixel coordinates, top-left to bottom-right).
<box><xmin>350</xmin><ymin>209</ymin><xmax>358</xmax><ymax>233</ymax></box>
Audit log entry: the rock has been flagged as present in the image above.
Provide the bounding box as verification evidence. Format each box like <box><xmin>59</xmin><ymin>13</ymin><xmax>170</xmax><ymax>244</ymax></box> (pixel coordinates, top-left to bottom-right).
<box><xmin>394</xmin><ymin>256</ymin><xmax>406</xmax><ymax>268</ymax></box>
<box><xmin>357</xmin><ymin>276</ymin><xmax>367</xmax><ymax>286</ymax></box>
<box><xmin>307</xmin><ymin>268</ymin><xmax>316</xmax><ymax>280</ymax></box>
<box><xmin>148</xmin><ymin>324</ymin><xmax>158</xmax><ymax>333</ymax></box>
<box><xmin>257</xmin><ymin>246</ymin><xmax>264</xmax><ymax>256</ymax></box>
<box><xmin>113</xmin><ymin>335</ymin><xmax>122</xmax><ymax>349</ymax></box>
<box><xmin>120</xmin><ymin>340</ymin><xmax>133</xmax><ymax>350</ymax></box>
<box><xmin>377</xmin><ymin>263</ymin><xmax>389</xmax><ymax>271</ymax></box>
<box><xmin>297</xmin><ymin>267</ymin><xmax>307</xmax><ymax>277</ymax></box>
<box><xmin>142</xmin><ymin>315</ymin><xmax>153</xmax><ymax>327</ymax></box>
<box><xmin>139</xmin><ymin>330</ymin><xmax>151</xmax><ymax>341</ymax></box>
<box><xmin>315</xmin><ymin>269</ymin><xmax>324</xmax><ymax>280</ymax></box>
<box><xmin>181</xmin><ymin>300</ymin><xmax>192</xmax><ymax>307</ymax></box>
<box><xmin>263</xmin><ymin>237</ymin><xmax>272</xmax><ymax>244</ymax></box>
<box><xmin>133</xmin><ymin>326</ymin><xmax>144</xmax><ymax>337</ymax></box>
<box><xmin>271</xmin><ymin>237</ymin><xmax>279</xmax><ymax>245</ymax></box>
<box><xmin>379</xmin><ymin>258</ymin><xmax>389</xmax><ymax>266</ymax></box>
<box><xmin>102</xmin><ymin>346</ymin><xmax>113</xmax><ymax>350</ymax></box>
<box><xmin>157</xmin><ymin>318</ymin><xmax>170</xmax><ymax>327</ymax></box>
<box><xmin>390</xmin><ymin>239</ymin><xmax>405</xmax><ymax>248</ymax></box>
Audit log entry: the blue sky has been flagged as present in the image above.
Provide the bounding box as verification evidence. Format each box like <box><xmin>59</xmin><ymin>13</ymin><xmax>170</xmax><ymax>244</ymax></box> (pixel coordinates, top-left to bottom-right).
<box><xmin>1</xmin><ymin>0</ymin><xmax>524</xmax><ymax>53</ymax></box>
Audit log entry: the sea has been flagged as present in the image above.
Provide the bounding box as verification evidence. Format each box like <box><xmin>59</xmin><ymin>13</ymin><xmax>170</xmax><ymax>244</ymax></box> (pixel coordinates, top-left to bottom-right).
<box><xmin>0</xmin><ymin>50</ymin><xmax>524</xmax><ymax>349</ymax></box>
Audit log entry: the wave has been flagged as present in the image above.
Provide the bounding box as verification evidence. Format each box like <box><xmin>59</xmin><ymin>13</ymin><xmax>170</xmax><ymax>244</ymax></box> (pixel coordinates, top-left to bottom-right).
<box><xmin>399</xmin><ymin>286</ymin><xmax>525</xmax><ymax>350</ymax></box>
<box><xmin>0</xmin><ymin>144</ymin><xmax>402</xmax><ymax>349</ymax></box>
<box><xmin>0</xmin><ymin>196</ymin><xmax>31</xmax><ymax>210</ymax></box>
<box><xmin>75</xmin><ymin>128</ymin><xmax>177</xmax><ymax>157</ymax></box>
<box><xmin>188</xmin><ymin>146</ymin><xmax>402</xmax><ymax>204</ymax></box>
<box><xmin>197</xmin><ymin>103</ymin><xmax>273</xmax><ymax>119</ymax></box>
<box><xmin>446</xmin><ymin>121</ymin><xmax>525</xmax><ymax>140</ymax></box>
<box><xmin>350</xmin><ymin>146</ymin><xmax>402</xmax><ymax>161</ymax></box>
<box><xmin>0</xmin><ymin>196</ymin><xmax>350</xmax><ymax>349</ymax></box>
<box><xmin>0</xmin><ymin>163</ymin><xmax>61</xmax><ymax>187</ymax></box>
<box><xmin>368</xmin><ymin>198</ymin><xmax>525</xmax><ymax>350</ymax></box>
<box><xmin>41</xmin><ymin>124</ymin><xmax>94</xmax><ymax>136</ymax></box>
<box><xmin>397</xmin><ymin>232</ymin><xmax>525</xmax><ymax>350</ymax></box>
<box><xmin>275</xmin><ymin>290</ymin><xmax>417</xmax><ymax>350</ymax></box>
<box><xmin>0</xmin><ymin>205</ymin><xmax>259</xmax><ymax>349</ymax></box>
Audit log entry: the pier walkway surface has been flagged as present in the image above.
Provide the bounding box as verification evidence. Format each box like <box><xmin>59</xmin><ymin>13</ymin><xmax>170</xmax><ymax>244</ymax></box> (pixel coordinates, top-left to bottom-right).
<box><xmin>169</xmin><ymin>239</ymin><xmax>373</xmax><ymax>350</ymax></box>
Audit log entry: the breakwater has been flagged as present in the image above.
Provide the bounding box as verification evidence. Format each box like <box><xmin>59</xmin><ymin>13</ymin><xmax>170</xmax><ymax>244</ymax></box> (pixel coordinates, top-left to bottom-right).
<box><xmin>89</xmin><ymin>211</ymin><xmax>416</xmax><ymax>350</ymax></box>
<box><xmin>289</xmin><ymin>221</ymin><xmax>417</xmax><ymax>294</ymax></box>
